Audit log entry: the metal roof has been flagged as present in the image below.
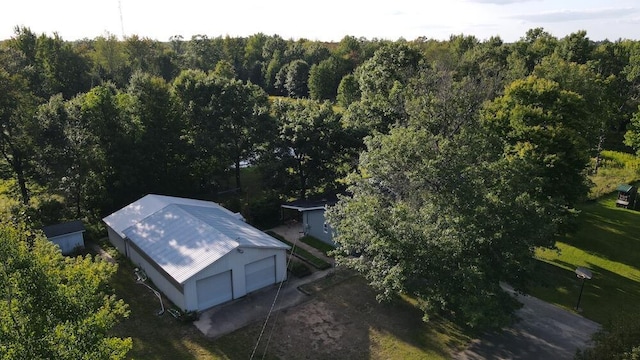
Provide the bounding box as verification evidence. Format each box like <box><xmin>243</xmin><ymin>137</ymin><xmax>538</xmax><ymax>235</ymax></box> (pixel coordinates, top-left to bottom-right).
<box><xmin>616</xmin><ymin>184</ymin><xmax>635</xmax><ymax>193</ymax></box>
<box><xmin>104</xmin><ymin>195</ymin><xmax>289</xmax><ymax>284</ymax></box>
<box><xmin>281</xmin><ymin>195</ymin><xmax>338</xmax><ymax>211</ymax></box>
<box><xmin>42</xmin><ymin>220</ymin><xmax>85</xmax><ymax>239</ymax></box>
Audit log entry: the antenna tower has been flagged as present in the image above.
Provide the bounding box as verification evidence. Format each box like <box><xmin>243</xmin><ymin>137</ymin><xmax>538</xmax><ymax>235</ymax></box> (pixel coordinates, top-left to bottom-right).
<box><xmin>118</xmin><ymin>0</ymin><xmax>126</xmax><ymax>38</ymax></box>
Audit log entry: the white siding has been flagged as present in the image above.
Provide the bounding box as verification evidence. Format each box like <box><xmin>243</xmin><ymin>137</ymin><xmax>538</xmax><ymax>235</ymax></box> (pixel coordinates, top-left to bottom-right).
<box><xmin>303</xmin><ymin>209</ymin><xmax>335</xmax><ymax>245</ymax></box>
<box><xmin>107</xmin><ymin>226</ymin><xmax>126</xmax><ymax>255</ymax></box>
<box><xmin>104</xmin><ymin>195</ymin><xmax>291</xmax><ymax>312</ymax></box>
<box><xmin>182</xmin><ymin>248</ymin><xmax>288</xmax><ymax>311</ymax></box>
<box><xmin>196</xmin><ymin>271</ymin><xmax>233</xmax><ymax>310</ymax></box>
<box><xmin>245</xmin><ymin>256</ymin><xmax>276</xmax><ymax>293</ymax></box>
<box><xmin>127</xmin><ymin>245</ymin><xmax>186</xmax><ymax>310</ymax></box>
<box><xmin>50</xmin><ymin>232</ymin><xmax>85</xmax><ymax>255</ymax></box>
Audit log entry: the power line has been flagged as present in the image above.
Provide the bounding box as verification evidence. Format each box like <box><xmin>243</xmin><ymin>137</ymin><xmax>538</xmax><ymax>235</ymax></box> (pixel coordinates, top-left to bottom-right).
<box><xmin>250</xmin><ymin>237</ymin><xmax>299</xmax><ymax>359</ymax></box>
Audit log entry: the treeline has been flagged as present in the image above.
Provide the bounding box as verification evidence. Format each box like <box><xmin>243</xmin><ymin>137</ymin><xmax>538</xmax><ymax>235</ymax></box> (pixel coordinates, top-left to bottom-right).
<box><xmin>4</xmin><ymin>26</ymin><xmax>640</xmax><ymax>230</ymax></box>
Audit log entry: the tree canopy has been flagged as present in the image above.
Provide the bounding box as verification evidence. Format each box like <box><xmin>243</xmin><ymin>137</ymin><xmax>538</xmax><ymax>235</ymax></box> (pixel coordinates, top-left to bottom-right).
<box><xmin>0</xmin><ymin>223</ymin><xmax>131</xmax><ymax>359</ymax></box>
<box><xmin>327</xmin><ymin>71</ymin><xmax>596</xmax><ymax>329</ymax></box>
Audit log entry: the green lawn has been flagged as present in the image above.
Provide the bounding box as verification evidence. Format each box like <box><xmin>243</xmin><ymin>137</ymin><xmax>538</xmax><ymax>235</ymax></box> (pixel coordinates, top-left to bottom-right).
<box><xmin>299</xmin><ymin>235</ymin><xmax>336</xmax><ymax>255</ymax></box>
<box><xmin>265</xmin><ymin>231</ymin><xmax>332</xmax><ymax>270</ymax></box>
<box><xmin>532</xmin><ymin>192</ymin><xmax>640</xmax><ymax>324</ymax></box>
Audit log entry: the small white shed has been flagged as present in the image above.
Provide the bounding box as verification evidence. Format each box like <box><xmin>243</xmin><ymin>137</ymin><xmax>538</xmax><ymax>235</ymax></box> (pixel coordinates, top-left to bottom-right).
<box><xmin>103</xmin><ymin>194</ymin><xmax>290</xmax><ymax>312</ymax></box>
<box><xmin>281</xmin><ymin>196</ymin><xmax>337</xmax><ymax>245</ymax></box>
<box><xmin>42</xmin><ymin>220</ymin><xmax>86</xmax><ymax>255</ymax></box>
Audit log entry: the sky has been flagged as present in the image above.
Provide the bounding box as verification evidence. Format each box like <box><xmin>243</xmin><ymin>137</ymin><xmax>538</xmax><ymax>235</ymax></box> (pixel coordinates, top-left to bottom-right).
<box><xmin>2</xmin><ymin>0</ymin><xmax>640</xmax><ymax>43</ymax></box>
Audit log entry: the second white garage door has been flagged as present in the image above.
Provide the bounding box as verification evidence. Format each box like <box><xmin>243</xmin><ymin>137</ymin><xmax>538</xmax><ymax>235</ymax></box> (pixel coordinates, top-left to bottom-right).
<box><xmin>196</xmin><ymin>270</ymin><xmax>233</xmax><ymax>310</ymax></box>
<box><xmin>245</xmin><ymin>256</ymin><xmax>276</xmax><ymax>293</ymax></box>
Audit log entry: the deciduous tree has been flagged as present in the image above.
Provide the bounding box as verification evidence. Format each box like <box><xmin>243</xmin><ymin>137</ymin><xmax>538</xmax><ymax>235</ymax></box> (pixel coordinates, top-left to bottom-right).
<box><xmin>0</xmin><ymin>52</ymin><xmax>39</xmax><ymax>204</ymax></box>
<box><xmin>265</xmin><ymin>99</ymin><xmax>355</xmax><ymax>199</ymax></box>
<box><xmin>284</xmin><ymin>59</ymin><xmax>310</xmax><ymax>98</ymax></box>
<box><xmin>343</xmin><ymin>43</ymin><xmax>422</xmax><ymax>133</ymax></box>
<box><xmin>328</xmin><ymin>74</ymin><xmax>594</xmax><ymax>329</ymax></box>
<box><xmin>0</xmin><ymin>222</ymin><xmax>132</xmax><ymax>359</ymax></box>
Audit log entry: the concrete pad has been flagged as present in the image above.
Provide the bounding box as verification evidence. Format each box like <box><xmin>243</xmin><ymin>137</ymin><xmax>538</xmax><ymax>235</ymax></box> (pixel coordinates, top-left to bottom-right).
<box><xmin>194</xmin><ymin>269</ymin><xmax>332</xmax><ymax>338</ymax></box>
<box><xmin>455</xmin><ymin>290</ymin><xmax>600</xmax><ymax>360</ymax></box>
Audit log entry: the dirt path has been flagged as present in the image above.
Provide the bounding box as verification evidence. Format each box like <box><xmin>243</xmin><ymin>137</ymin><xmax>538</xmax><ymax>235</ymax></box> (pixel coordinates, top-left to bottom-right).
<box><xmin>87</xmin><ymin>241</ymin><xmax>117</xmax><ymax>264</ymax></box>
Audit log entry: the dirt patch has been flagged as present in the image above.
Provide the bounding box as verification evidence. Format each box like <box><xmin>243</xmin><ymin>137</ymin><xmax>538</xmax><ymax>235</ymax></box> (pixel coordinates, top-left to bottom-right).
<box><xmin>267</xmin><ymin>300</ymin><xmax>363</xmax><ymax>359</ymax></box>
<box><xmin>239</xmin><ymin>271</ymin><xmax>466</xmax><ymax>360</ymax></box>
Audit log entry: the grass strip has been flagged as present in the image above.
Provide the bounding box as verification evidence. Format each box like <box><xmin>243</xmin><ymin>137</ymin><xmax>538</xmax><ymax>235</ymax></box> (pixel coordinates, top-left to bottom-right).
<box><xmin>266</xmin><ymin>231</ymin><xmax>331</xmax><ymax>270</ymax></box>
<box><xmin>299</xmin><ymin>235</ymin><xmax>335</xmax><ymax>255</ymax></box>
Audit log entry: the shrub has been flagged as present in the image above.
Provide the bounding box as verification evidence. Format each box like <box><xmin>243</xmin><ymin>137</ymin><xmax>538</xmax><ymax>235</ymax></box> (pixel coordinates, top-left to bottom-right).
<box><xmin>576</xmin><ymin>313</ymin><xmax>640</xmax><ymax>360</ymax></box>
<box><xmin>288</xmin><ymin>261</ymin><xmax>312</xmax><ymax>278</ymax></box>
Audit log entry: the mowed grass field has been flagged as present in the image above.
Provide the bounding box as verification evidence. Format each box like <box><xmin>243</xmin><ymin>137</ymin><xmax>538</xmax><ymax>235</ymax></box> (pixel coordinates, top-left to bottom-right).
<box><xmin>532</xmin><ymin>191</ymin><xmax>640</xmax><ymax>325</ymax></box>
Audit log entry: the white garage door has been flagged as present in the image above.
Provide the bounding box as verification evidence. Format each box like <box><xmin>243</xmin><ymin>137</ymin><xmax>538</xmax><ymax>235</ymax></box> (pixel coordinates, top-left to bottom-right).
<box><xmin>196</xmin><ymin>270</ymin><xmax>233</xmax><ymax>310</ymax></box>
<box><xmin>245</xmin><ymin>256</ymin><xmax>276</xmax><ymax>293</ymax></box>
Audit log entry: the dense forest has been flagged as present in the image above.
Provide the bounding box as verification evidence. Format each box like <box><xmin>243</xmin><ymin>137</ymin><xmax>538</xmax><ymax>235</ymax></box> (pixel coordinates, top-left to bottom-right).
<box><xmin>4</xmin><ymin>24</ymin><xmax>640</xmax><ymax>341</ymax></box>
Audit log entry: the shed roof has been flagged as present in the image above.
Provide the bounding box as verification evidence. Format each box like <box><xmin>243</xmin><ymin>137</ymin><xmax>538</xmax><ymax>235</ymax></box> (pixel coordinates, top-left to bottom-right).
<box><xmin>42</xmin><ymin>220</ymin><xmax>85</xmax><ymax>239</ymax></box>
<box><xmin>616</xmin><ymin>184</ymin><xmax>635</xmax><ymax>193</ymax></box>
<box><xmin>281</xmin><ymin>195</ymin><xmax>338</xmax><ymax>211</ymax></box>
<box><xmin>104</xmin><ymin>195</ymin><xmax>289</xmax><ymax>284</ymax></box>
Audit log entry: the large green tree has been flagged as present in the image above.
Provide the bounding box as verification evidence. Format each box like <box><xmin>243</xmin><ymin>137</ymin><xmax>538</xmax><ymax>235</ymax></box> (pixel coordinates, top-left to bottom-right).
<box><xmin>284</xmin><ymin>59</ymin><xmax>310</xmax><ymax>98</ymax></box>
<box><xmin>343</xmin><ymin>43</ymin><xmax>422</xmax><ymax>133</ymax></box>
<box><xmin>532</xmin><ymin>54</ymin><xmax>612</xmax><ymax>171</ymax></box>
<box><xmin>124</xmin><ymin>72</ymin><xmax>187</xmax><ymax>197</ymax></box>
<box><xmin>173</xmin><ymin>70</ymin><xmax>272</xmax><ymax>191</ymax></box>
<box><xmin>264</xmin><ymin>99</ymin><xmax>356</xmax><ymax>199</ymax></box>
<box><xmin>35</xmin><ymin>32</ymin><xmax>91</xmax><ymax>99</ymax></box>
<box><xmin>0</xmin><ymin>50</ymin><xmax>39</xmax><ymax>204</ymax></box>
<box><xmin>91</xmin><ymin>33</ymin><xmax>130</xmax><ymax>88</ymax></box>
<box><xmin>0</xmin><ymin>223</ymin><xmax>131</xmax><ymax>359</ymax></box>
<box><xmin>483</xmin><ymin>76</ymin><xmax>592</xmax><ymax>208</ymax></box>
<box><xmin>210</xmin><ymin>76</ymin><xmax>272</xmax><ymax>190</ymax></box>
<box><xmin>328</xmin><ymin>74</ymin><xmax>594</xmax><ymax>329</ymax></box>
<box><xmin>33</xmin><ymin>93</ymin><xmax>107</xmax><ymax>219</ymax></box>
<box><xmin>327</xmin><ymin>124</ymin><xmax>554</xmax><ymax>329</ymax></box>
<box><xmin>309</xmin><ymin>56</ymin><xmax>351</xmax><ymax>101</ymax></box>
<box><xmin>78</xmin><ymin>83</ymin><xmax>133</xmax><ymax>212</ymax></box>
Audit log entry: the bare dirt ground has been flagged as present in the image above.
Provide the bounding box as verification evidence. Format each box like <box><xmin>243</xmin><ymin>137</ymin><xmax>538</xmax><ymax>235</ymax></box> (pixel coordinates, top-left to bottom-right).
<box><xmin>227</xmin><ymin>270</ymin><xmax>464</xmax><ymax>360</ymax></box>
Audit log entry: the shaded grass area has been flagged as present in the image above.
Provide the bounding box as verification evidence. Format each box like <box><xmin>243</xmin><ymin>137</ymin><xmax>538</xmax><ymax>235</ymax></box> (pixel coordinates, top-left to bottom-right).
<box><xmin>532</xmin><ymin>192</ymin><xmax>640</xmax><ymax>324</ymax></box>
<box><xmin>299</xmin><ymin>235</ymin><xmax>335</xmax><ymax>255</ymax></box>
<box><xmin>265</xmin><ymin>230</ymin><xmax>332</xmax><ymax>270</ymax></box>
<box><xmin>109</xmin><ymin>258</ymin><xmax>233</xmax><ymax>359</ymax></box>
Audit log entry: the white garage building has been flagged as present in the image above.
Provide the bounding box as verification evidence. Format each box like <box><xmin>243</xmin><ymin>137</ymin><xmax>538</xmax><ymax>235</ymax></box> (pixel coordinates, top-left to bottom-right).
<box><xmin>103</xmin><ymin>194</ymin><xmax>289</xmax><ymax>312</ymax></box>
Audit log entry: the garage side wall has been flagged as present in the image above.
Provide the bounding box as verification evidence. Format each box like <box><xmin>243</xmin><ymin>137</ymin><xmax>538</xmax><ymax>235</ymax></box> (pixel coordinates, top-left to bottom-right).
<box><xmin>127</xmin><ymin>244</ymin><xmax>186</xmax><ymax>310</ymax></box>
<box><xmin>106</xmin><ymin>226</ymin><xmax>126</xmax><ymax>255</ymax></box>
<box><xmin>303</xmin><ymin>209</ymin><xmax>335</xmax><ymax>245</ymax></box>
<box><xmin>183</xmin><ymin>248</ymin><xmax>288</xmax><ymax>311</ymax></box>
<box><xmin>105</xmin><ymin>226</ymin><xmax>186</xmax><ymax>310</ymax></box>
<box><xmin>51</xmin><ymin>232</ymin><xmax>85</xmax><ymax>255</ymax></box>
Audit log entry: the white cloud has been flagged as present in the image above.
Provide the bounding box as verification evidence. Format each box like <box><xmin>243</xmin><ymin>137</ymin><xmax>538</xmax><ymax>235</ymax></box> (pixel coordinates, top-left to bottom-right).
<box><xmin>466</xmin><ymin>0</ymin><xmax>538</xmax><ymax>4</ymax></box>
<box><xmin>514</xmin><ymin>7</ymin><xmax>638</xmax><ymax>23</ymax></box>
